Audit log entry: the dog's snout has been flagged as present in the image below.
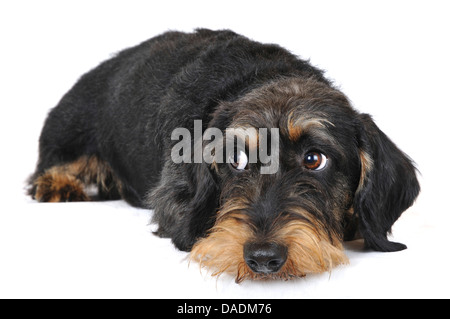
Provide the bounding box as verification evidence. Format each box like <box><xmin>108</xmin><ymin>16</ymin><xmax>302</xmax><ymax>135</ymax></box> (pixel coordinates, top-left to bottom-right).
<box><xmin>244</xmin><ymin>242</ymin><xmax>287</xmax><ymax>274</ymax></box>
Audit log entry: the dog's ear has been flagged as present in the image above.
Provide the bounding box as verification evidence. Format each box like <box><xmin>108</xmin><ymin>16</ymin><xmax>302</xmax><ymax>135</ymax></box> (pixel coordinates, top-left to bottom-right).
<box><xmin>183</xmin><ymin>161</ymin><xmax>220</xmax><ymax>243</ymax></box>
<box><xmin>148</xmin><ymin>151</ymin><xmax>219</xmax><ymax>252</ymax></box>
<box><xmin>354</xmin><ymin>114</ymin><xmax>420</xmax><ymax>252</ymax></box>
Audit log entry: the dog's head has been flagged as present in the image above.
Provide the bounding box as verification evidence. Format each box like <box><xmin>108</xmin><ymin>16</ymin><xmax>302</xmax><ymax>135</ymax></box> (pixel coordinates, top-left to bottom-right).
<box><xmin>187</xmin><ymin>77</ymin><xmax>420</xmax><ymax>282</ymax></box>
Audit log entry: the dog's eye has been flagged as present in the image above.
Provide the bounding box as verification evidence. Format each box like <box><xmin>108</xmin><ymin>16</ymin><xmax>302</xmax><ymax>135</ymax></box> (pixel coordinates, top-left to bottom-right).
<box><xmin>303</xmin><ymin>152</ymin><xmax>328</xmax><ymax>171</ymax></box>
<box><xmin>229</xmin><ymin>150</ymin><xmax>249</xmax><ymax>171</ymax></box>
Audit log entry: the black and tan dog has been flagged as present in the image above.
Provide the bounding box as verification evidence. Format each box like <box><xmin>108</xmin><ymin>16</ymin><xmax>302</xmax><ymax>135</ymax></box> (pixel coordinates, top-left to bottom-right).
<box><xmin>28</xmin><ymin>29</ymin><xmax>420</xmax><ymax>282</ymax></box>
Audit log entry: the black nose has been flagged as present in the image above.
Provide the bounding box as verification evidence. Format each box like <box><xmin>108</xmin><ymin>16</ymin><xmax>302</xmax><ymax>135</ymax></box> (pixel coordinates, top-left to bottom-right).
<box><xmin>244</xmin><ymin>242</ymin><xmax>288</xmax><ymax>274</ymax></box>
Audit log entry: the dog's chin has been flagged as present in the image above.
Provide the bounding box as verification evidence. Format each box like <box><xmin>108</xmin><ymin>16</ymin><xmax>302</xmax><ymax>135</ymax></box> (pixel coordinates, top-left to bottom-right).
<box><xmin>232</xmin><ymin>263</ymin><xmax>307</xmax><ymax>283</ymax></box>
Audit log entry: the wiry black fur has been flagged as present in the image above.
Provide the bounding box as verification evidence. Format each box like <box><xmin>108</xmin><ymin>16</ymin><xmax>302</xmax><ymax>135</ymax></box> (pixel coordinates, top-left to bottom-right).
<box><xmin>29</xmin><ymin>29</ymin><xmax>420</xmax><ymax>256</ymax></box>
<box><xmin>354</xmin><ymin>114</ymin><xmax>420</xmax><ymax>251</ymax></box>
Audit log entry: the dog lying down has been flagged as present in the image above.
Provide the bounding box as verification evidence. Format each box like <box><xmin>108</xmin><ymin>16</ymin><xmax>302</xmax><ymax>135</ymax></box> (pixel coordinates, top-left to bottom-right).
<box><xmin>28</xmin><ymin>29</ymin><xmax>420</xmax><ymax>282</ymax></box>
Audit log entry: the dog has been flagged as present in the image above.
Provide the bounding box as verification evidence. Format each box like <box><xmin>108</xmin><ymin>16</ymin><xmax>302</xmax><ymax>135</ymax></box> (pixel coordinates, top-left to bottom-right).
<box><xmin>28</xmin><ymin>29</ymin><xmax>420</xmax><ymax>282</ymax></box>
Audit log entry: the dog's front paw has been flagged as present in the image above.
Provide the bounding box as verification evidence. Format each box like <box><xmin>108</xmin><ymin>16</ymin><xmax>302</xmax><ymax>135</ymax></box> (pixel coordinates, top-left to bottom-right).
<box><xmin>33</xmin><ymin>171</ymin><xmax>89</xmax><ymax>202</ymax></box>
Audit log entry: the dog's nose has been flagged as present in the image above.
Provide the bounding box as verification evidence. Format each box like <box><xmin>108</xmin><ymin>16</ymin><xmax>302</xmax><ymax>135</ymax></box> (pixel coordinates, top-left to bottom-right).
<box><xmin>244</xmin><ymin>242</ymin><xmax>287</xmax><ymax>274</ymax></box>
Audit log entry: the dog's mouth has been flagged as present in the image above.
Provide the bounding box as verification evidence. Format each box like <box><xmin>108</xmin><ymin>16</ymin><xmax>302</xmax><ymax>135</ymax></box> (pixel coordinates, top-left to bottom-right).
<box><xmin>233</xmin><ymin>260</ymin><xmax>306</xmax><ymax>284</ymax></box>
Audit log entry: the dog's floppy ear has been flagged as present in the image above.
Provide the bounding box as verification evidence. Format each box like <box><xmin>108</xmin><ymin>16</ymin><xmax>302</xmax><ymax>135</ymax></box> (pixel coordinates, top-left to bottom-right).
<box><xmin>354</xmin><ymin>114</ymin><xmax>420</xmax><ymax>252</ymax></box>
<box><xmin>148</xmin><ymin>151</ymin><xmax>219</xmax><ymax>252</ymax></box>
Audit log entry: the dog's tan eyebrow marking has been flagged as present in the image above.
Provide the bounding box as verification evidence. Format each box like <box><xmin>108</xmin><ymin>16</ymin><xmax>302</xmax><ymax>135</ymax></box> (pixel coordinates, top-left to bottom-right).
<box><xmin>288</xmin><ymin>113</ymin><xmax>302</xmax><ymax>141</ymax></box>
<box><xmin>227</xmin><ymin>125</ymin><xmax>259</xmax><ymax>151</ymax></box>
<box><xmin>287</xmin><ymin>112</ymin><xmax>334</xmax><ymax>142</ymax></box>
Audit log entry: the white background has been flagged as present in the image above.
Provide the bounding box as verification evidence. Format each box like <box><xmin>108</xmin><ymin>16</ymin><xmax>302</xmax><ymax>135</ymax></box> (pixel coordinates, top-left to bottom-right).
<box><xmin>1</xmin><ymin>0</ymin><xmax>449</xmax><ymax>298</ymax></box>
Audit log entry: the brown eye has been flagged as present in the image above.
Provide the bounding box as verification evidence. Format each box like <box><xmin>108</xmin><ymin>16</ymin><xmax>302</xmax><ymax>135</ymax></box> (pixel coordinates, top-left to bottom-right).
<box><xmin>229</xmin><ymin>150</ymin><xmax>249</xmax><ymax>171</ymax></box>
<box><xmin>303</xmin><ymin>152</ymin><xmax>328</xmax><ymax>171</ymax></box>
